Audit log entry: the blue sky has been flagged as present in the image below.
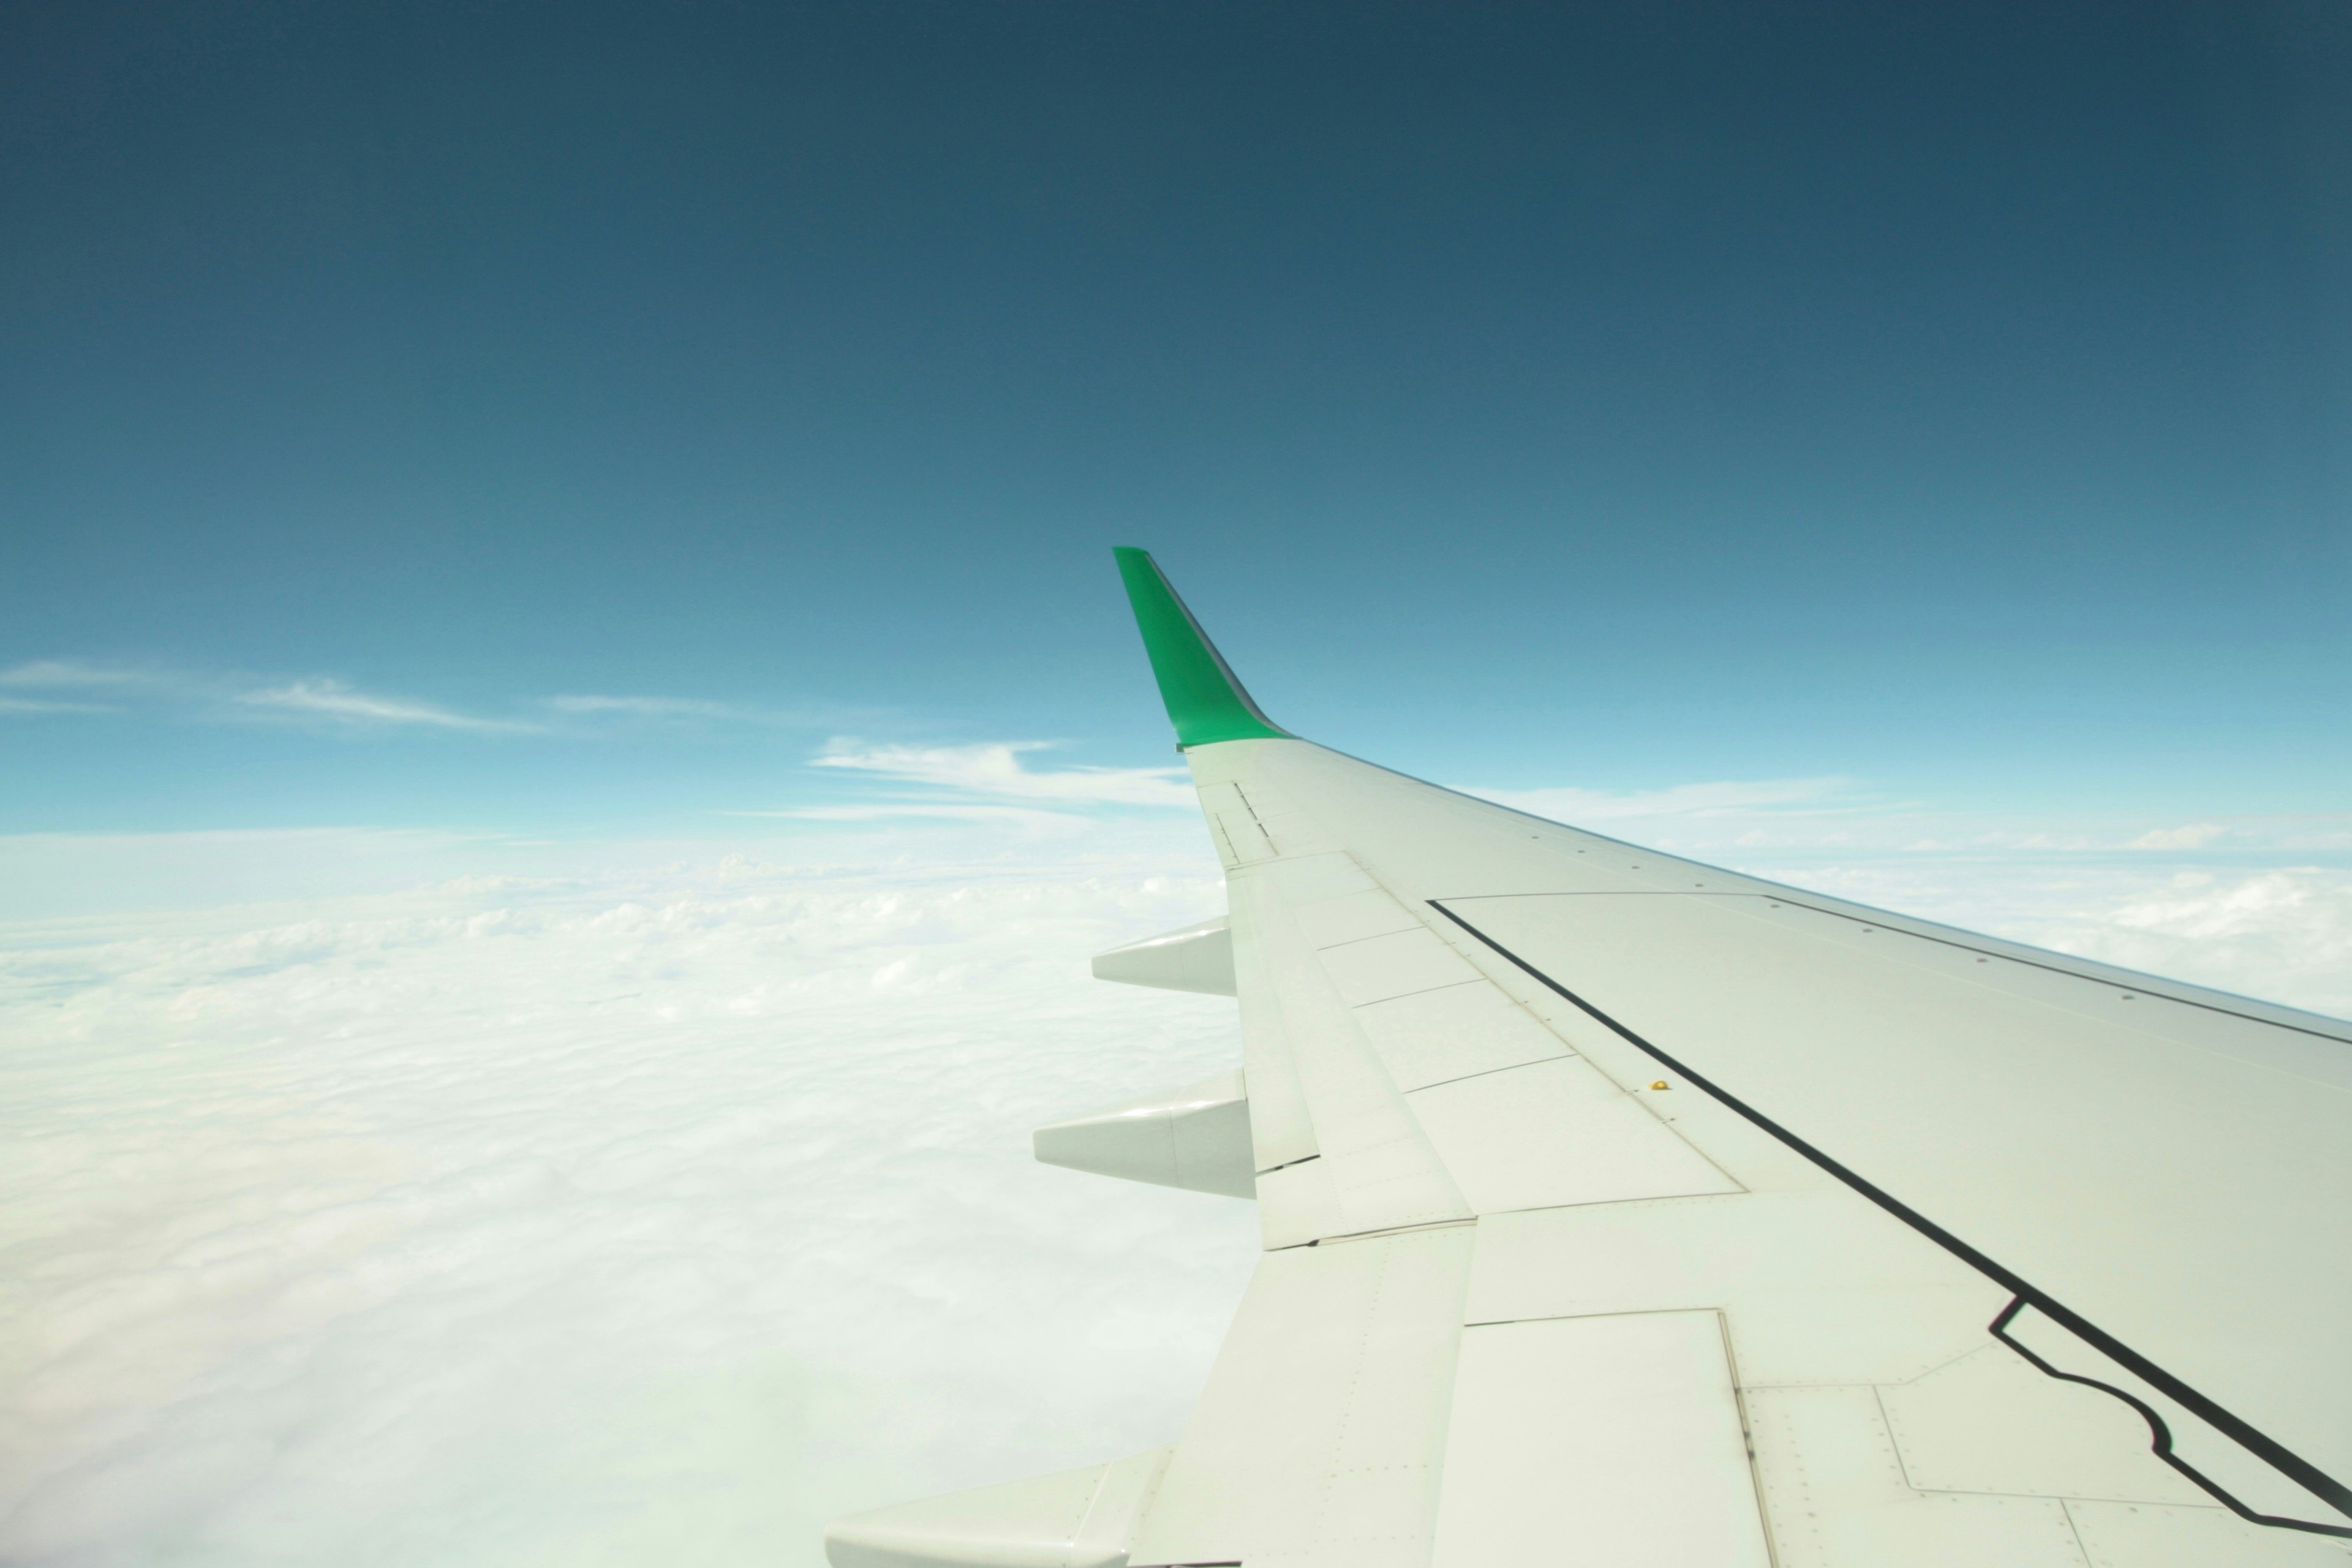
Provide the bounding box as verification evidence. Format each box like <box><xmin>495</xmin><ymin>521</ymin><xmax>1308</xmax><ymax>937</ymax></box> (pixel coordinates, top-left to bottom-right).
<box><xmin>4</xmin><ymin>1</ymin><xmax>2348</xmax><ymax>842</ymax></box>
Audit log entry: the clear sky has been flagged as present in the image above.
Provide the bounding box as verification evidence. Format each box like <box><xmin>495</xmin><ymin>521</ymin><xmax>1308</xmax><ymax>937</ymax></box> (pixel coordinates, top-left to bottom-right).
<box><xmin>4</xmin><ymin>1</ymin><xmax>2348</xmax><ymax>840</ymax></box>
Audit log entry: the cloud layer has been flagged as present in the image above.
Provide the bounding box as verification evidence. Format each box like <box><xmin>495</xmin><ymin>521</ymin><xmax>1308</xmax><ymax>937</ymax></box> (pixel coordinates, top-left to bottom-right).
<box><xmin>0</xmin><ymin>833</ymin><xmax>1251</xmax><ymax>1567</ymax></box>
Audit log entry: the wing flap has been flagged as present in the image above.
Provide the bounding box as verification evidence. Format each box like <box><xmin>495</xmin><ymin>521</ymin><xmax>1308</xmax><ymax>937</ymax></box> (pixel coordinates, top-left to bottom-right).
<box><xmin>1129</xmin><ymin>1227</ymin><xmax>1474</xmax><ymax>1568</ymax></box>
<box><xmin>1406</xmin><ymin>1055</ymin><xmax>1739</xmax><ymax>1213</ymax></box>
<box><xmin>1232</xmin><ymin>858</ymin><xmax>1469</xmax><ymax>1242</ymax></box>
<box><xmin>1431</xmin><ymin>1312</ymin><xmax>1771</xmax><ymax>1568</ymax></box>
<box><xmin>826</xmin><ymin>1450</ymin><xmax>1172</xmax><ymax>1568</ymax></box>
<box><xmin>1352</xmin><ymin>979</ymin><xmax>1569</xmax><ymax>1091</ymax></box>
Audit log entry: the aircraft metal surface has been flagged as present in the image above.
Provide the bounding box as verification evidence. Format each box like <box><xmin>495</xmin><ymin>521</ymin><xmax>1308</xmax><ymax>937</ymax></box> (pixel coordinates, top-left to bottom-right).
<box><xmin>825</xmin><ymin>550</ymin><xmax>2352</xmax><ymax>1568</ymax></box>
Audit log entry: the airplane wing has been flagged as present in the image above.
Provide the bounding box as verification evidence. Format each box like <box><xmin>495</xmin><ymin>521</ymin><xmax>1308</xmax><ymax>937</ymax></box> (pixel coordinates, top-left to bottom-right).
<box><xmin>827</xmin><ymin>549</ymin><xmax>2352</xmax><ymax>1568</ymax></box>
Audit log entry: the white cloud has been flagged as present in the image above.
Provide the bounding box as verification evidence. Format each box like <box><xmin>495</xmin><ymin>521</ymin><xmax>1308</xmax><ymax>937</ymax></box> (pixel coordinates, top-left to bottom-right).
<box><xmin>0</xmin><ymin>828</ymin><xmax>526</xmax><ymax>921</ymax></box>
<box><xmin>2036</xmin><ymin>870</ymin><xmax>2352</xmax><ymax>1012</ymax></box>
<box><xmin>2126</xmin><ymin>823</ymin><xmax>2228</xmax><ymax>850</ymax></box>
<box><xmin>236</xmin><ymin>679</ymin><xmax>529</xmax><ymax>733</ymax></box>
<box><xmin>0</xmin><ymin>837</ymin><xmax>1247</xmax><ymax>1567</ymax></box>
<box><xmin>813</xmin><ymin>742</ymin><xmax>1194</xmax><ymax>809</ymax></box>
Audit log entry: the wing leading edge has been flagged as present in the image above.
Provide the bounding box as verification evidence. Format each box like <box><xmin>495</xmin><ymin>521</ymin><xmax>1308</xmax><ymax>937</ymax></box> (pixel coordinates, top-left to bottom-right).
<box><xmin>825</xmin><ymin>552</ymin><xmax>2352</xmax><ymax>1568</ymax></box>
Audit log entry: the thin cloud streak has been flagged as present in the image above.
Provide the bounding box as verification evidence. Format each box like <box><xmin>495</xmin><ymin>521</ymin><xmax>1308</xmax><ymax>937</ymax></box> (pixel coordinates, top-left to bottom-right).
<box><xmin>813</xmin><ymin>741</ymin><xmax>1194</xmax><ymax>809</ymax></box>
<box><xmin>548</xmin><ymin>693</ymin><xmax>855</xmax><ymax>728</ymax></box>
<box><xmin>0</xmin><ymin>660</ymin><xmax>159</xmax><ymax>689</ymax></box>
<box><xmin>551</xmin><ymin>694</ymin><xmax>748</xmax><ymax>719</ymax></box>
<box><xmin>0</xmin><ymin>660</ymin><xmax>861</xmax><ymax>736</ymax></box>
<box><xmin>1</xmin><ymin>659</ymin><xmax>526</xmax><ymax>733</ymax></box>
<box><xmin>2127</xmin><ymin>823</ymin><xmax>2229</xmax><ymax>851</ymax></box>
<box><xmin>236</xmin><ymin>680</ymin><xmax>531</xmax><ymax>733</ymax></box>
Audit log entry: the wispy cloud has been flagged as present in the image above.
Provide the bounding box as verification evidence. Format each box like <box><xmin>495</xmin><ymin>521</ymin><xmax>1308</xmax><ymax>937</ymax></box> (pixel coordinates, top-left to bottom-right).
<box><xmin>2127</xmin><ymin>823</ymin><xmax>2228</xmax><ymax>851</ymax></box>
<box><xmin>549</xmin><ymin>695</ymin><xmax>747</xmax><ymax>720</ymax></box>
<box><xmin>549</xmin><ymin>693</ymin><xmax>869</xmax><ymax>731</ymax></box>
<box><xmin>0</xmin><ymin>662</ymin><xmax>760</xmax><ymax>734</ymax></box>
<box><xmin>3</xmin><ymin>652</ymin><xmax>894</xmax><ymax>745</ymax></box>
<box><xmin>0</xmin><ymin>659</ymin><xmax>157</xmax><ymax>690</ymax></box>
<box><xmin>235</xmin><ymin>680</ymin><xmax>531</xmax><ymax>732</ymax></box>
<box><xmin>2</xmin><ymin>659</ymin><xmax>526</xmax><ymax>732</ymax></box>
<box><xmin>812</xmin><ymin>741</ymin><xmax>1195</xmax><ymax>809</ymax></box>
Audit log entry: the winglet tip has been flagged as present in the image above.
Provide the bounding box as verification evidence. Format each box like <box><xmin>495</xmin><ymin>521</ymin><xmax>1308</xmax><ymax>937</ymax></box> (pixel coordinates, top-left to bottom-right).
<box><xmin>1112</xmin><ymin>547</ymin><xmax>1291</xmax><ymax>748</ymax></box>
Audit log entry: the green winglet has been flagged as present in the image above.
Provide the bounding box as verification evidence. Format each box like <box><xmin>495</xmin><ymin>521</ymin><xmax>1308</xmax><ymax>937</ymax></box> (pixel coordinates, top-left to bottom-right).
<box><xmin>1113</xmin><ymin>547</ymin><xmax>1293</xmax><ymax>748</ymax></box>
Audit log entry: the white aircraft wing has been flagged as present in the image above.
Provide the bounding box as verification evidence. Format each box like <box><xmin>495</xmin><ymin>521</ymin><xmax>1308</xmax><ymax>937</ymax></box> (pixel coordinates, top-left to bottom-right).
<box><xmin>826</xmin><ymin>550</ymin><xmax>2352</xmax><ymax>1568</ymax></box>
